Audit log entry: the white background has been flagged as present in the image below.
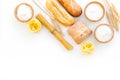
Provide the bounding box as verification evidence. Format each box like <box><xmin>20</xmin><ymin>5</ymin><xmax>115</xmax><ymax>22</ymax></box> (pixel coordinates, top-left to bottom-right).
<box><xmin>0</xmin><ymin>0</ymin><xmax>120</xmax><ymax>80</ymax></box>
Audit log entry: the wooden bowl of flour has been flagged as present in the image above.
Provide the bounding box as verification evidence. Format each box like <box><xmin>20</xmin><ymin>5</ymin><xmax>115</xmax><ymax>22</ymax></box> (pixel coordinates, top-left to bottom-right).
<box><xmin>94</xmin><ymin>24</ymin><xmax>114</xmax><ymax>43</ymax></box>
<box><xmin>14</xmin><ymin>3</ymin><xmax>34</xmax><ymax>22</ymax></box>
<box><xmin>84</xmin><ymin>1</ymin><xmax>105</xmax><ymax>22</ymax></box>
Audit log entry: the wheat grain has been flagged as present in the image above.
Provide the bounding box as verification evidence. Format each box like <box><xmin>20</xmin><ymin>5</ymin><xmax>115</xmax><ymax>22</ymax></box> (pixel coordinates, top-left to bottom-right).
<box><xmin>104</xmin><ymin>0</ymin><xmax>120</xmax><ymax>31</ymax></box>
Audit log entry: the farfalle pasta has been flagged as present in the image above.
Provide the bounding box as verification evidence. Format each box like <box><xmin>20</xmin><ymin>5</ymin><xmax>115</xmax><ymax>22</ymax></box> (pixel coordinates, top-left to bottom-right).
<box><xmin>28</xmin><ymin>19</ymin><xmax>42</xmax><ymax>33</ymax></box>
<box><xmin>81</xmin><ymin>42</ymin><xmax>95</xmax><ymax>55</ymax></box>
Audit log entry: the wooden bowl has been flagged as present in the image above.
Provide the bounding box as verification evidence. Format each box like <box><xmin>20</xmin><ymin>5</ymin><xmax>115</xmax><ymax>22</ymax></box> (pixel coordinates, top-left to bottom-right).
<box><xmin>84</xmin><ymin>1</ymin><xmax>105</xmax><ymax>22</ymax></box>
<box><xmin>94</xmin><ymin>24</ymin><xmax>114</xmax><ymax>43</ymax></box>
<box><xmin>14</xmin><ymin>3</ymin><xmax>34</xmax><ymax>22</ymax></box>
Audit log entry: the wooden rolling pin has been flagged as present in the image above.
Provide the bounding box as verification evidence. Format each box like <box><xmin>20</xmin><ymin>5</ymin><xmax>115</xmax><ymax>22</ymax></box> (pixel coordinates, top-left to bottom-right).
<box><xmin>36</xmin><ymin>14</ymin><xmax>73</xmax><ymax>50</ymax></box>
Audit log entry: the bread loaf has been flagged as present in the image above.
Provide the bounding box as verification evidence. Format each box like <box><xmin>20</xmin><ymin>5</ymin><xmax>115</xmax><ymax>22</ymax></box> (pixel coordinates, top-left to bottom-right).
<box><xmin>58</xmin><ymin>0</ymin><xmax>82</xmax><ymax>17</ymax></box>
<box><xmin>68</xmin><ymin>21</ymin><xmax>92</xmax><ymax>44</ymax></box>
<box><xmin>46</xmin><ymin>0</ymin><xmax>74</xmax><ymax>26</ymax></box>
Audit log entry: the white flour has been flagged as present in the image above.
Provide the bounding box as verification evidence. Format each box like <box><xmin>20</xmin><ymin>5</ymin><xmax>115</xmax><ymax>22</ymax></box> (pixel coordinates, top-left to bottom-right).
<box><xmin>17</xmin><ymin>4</ymin><xmax>32</xmax><ymax>21</ymax></box>
<box><xmin>86</xmin><ymin>3</ymin><xmax>104</xmax><ymax>21</ymax></box>
<box><xmin>95</xmin><ymin>25</ymin><xmax>113</xmax><ymax>42</ymax></box>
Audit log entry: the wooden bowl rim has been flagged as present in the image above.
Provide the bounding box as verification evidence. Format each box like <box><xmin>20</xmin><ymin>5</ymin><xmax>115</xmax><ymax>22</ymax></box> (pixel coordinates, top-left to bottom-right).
<box><xmin>14</xmin><ymin>3</ymin><xmax>34</xmax><ymax>23</ymax></box>
<box><xmin>94</xmin><ymin>24</ymin><xmax>114</xmax><ymax>43</ymax></box>
<box><xmin>84</xmin><ymin>1</ymin><xmax>105</xmax><ymax>22</ymax></box>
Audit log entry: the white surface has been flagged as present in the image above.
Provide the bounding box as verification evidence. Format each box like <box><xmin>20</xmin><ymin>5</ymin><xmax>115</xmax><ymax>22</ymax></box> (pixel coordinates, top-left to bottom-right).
<box><xmin>0</xmin><ymin>0</ymin><xmax>120</xmax><ymax>80</ymax></box>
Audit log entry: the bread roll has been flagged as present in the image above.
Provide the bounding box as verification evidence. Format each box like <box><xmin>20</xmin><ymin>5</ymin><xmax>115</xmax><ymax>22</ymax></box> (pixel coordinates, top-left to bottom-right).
<box><xmin>58</xmin><ymin>0</ymin><xmax>82</xmax><ymax>17</ymax></box>
<box><xmin>46</xmin><ymin>0</ymin><xmax>74</xmax><ymax>26</ymax></box>
<box><xmin>68</xmin><ymin>21</ymin><xmax>92</xmax><ymax>44</ymax></box>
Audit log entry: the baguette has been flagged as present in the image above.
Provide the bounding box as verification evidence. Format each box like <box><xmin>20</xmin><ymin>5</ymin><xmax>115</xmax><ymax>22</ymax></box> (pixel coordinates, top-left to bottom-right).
<box><xmin>58</xmin><ymin>0</ymin><xmax>82</xmax><ymax>17</ymax></box>
<box><xmin>46</xmin><ymin>0</ymin><xmax>74</xmax><ymax>26</ymax></box>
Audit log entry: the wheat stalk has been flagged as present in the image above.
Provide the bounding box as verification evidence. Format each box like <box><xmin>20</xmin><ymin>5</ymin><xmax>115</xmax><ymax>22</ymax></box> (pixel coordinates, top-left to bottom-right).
<box><xmin>104</xmin><ymin>0</ymin><xmax>120</xmax><ymax>31</ymax></box>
